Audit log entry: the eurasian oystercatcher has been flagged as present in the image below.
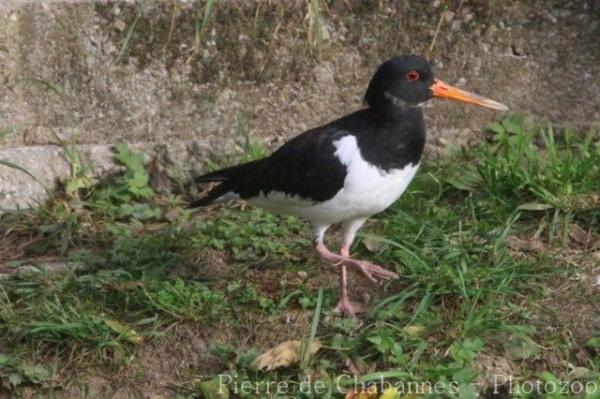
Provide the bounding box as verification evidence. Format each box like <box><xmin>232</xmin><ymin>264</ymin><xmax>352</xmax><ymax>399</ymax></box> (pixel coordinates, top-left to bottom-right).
<box><xmin>191</xmin><ymin>55</ymin><xmax>508</xmax><ymax>317</ymax></box>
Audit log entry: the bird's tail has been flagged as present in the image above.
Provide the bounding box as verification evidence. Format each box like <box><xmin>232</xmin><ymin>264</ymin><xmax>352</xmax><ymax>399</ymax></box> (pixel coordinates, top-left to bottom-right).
<box><xmin>189</xmin><ymin>159</ymin><xmax>263</xmax><ymax>208</ymax></box>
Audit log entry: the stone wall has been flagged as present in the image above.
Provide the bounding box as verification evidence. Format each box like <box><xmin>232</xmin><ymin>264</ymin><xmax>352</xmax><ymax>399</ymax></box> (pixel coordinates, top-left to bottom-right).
<box><xmin>1</xmin><ymin>0</ymin><xmax>599</xmax><ymax>211</ymax></box>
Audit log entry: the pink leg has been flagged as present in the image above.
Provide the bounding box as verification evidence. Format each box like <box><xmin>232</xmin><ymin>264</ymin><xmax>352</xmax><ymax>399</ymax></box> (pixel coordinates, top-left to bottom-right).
<box><xmin>312</xmin><ymin>220</ymin><xmax>398</xmax><ymax>318</ymax></box>
<box><xmin>313</xmin><ymin>241</ymin><xmax>398</xmax><ymax>283</ymax></box>
<box><xmin>332</xmin><ymin>244</ymin><xmax>367</xmax><ymax>317</ymax></box>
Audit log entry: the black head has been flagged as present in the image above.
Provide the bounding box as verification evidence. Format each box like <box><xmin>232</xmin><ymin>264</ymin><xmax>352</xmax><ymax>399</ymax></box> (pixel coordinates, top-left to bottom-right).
<box><xmin>364</xmin><ymin>55</ymin><xmax>508</xmax><ymax>113</ymax></box>
<box><xmin>364</xmin><ymin>55</ymin><xmax>435</xmax><ymax>109</ymax></box>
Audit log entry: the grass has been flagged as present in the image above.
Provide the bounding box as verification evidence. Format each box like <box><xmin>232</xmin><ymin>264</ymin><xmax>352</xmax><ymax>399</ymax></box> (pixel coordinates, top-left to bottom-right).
<box><xmin>186</xmin><ymin>0</ymin><xmax>217</xmax><ymax>64</ymax></box>
<box><xmin>0</xmin><ymin>116</ymin><xmax>599</xmax><ymax>398</ymax></box>
<box><xmin>113</xmin><ymin>14</ymin><xmax>140</xmax><ymax>65</ymax></box>
<box><xmin>307</xmin><ymin>0</ymin><xmax>324</xmax><ymax>62</ymax></box>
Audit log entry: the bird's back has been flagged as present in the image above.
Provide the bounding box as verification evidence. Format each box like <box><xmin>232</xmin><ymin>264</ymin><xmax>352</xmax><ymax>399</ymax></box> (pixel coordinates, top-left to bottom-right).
<box><xmin>191</xmin><ymin>106</ymin><xmax>425</xmax><ymax>224</ymax></box>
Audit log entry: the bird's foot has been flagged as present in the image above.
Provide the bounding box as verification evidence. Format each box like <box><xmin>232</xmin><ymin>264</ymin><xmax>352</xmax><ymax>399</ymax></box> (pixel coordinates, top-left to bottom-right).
<box><xmin>332</xmin><ymin>295</ymin><xmax>367</xmax><ymax>318</ymax></box>
<box><xmin>343</xmin><ymin>258</ymin><xmax>398</xmax><ymax>284</ymax></box>
<box><xmin>314</xmin><ymin>241</ymin><xmax>398</xmax><ymax>284</ymax></box>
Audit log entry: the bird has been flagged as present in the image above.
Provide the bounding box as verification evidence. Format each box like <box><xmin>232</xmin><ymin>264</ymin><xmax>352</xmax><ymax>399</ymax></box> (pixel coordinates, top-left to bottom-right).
<box><xmin>190</xmin><ymin>55</ymin><xmax>508</xmax><ymax>317</ymax></box>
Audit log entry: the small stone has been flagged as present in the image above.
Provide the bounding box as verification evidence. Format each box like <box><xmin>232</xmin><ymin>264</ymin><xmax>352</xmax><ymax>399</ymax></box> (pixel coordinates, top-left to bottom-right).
<box><xmin>442</xmin><ymin>11</ymin><xmax>455</xmax><ymax>22</ymax></box>
<box><xmin>297</xmin><ymin>271</ymin><xmax>308</xmax><ymax>279</ymax></box>
<box><xmin>113</xmin><ymin>18</ymin><xmax>127</xmax><ymax>32</ymax></box>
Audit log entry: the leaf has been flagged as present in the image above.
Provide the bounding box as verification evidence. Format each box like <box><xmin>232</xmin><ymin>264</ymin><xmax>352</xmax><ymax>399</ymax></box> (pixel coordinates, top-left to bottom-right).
<box><xmin>502</xmin><ymin>115</ymin><xmax>524</xmax><ymax>134</ymax></box>
<box><xmin>103</xmin><ymin>319</ymin><xmax>143</xmax><ymax>344</ymax></box>
<box><xmin>252</xmin><ymin>339</ymin><xmax>321</xmax><ymax>371</ymax></box>
<box><xmin>402</xmin><ymin>325</ymin><xmax>424</xmax><ymax>337</ymax></box>
<box><xmin>505</xmin><ymin>235</ymin><xmax>545</xmax><ymax>253</ymax></box>
<box><xmin>568</xmin><ymin>367</ymin><xmax>594</xmax><ymax>380</ymax></box>
<box><xmin>380</xmin><ymin>388</ymin><xmax>401</xmax><ymax>399</ymax></box>
<box><xmin>363</xmin><ymin>237</ymin><xmax>384</xmax><ymax>253</ymax></box>
<box><xmin>517</xmin><ymin>202</ymin><xmax>553</xmax><ymax>211</ymax></box>
<box><xmin>195</xmin><ymin>379</ymin><xmax>229</xmax><ymax>399</ymax></box>
<box><xmin>65</xmin><ymin>175</ymin><xmax>92</xmax><ymax>195</ymax></box>
<box><xmin>488</xmin><ymin>121</ymin><xmax>505</xmax><ymax>135</ymax></box>
<box><xmin>568</xmin><ymin>223</ymin><xmax>589</xmax><ymax>245</ymax></box>
<box><xmin>21</xmin><ymin>365</ymin><xmax>50</xmax><ymax>383</ymax></box>
<box><xmin>540</xmin><ymin>370</ymin><xmax>560</xmax><ymax>385</ymax></box>
<box><xmin>449</xmin><ymin>338</ymin><xmax>484</xmax><ymax>364</ymax></box>
<box><xmin>504</xmin><ymin>336</ymin><xmax>540</xmax><ymax>361</ymax></box>
<box><xmin>344</xmin><ymin>384</ymin><xmax>378</xmax><ymax>399</ymax></box>
<box><xmin>586</xmin><ymin>336</ymin><xmax>600</xmax><ymax>350</ymax></box>
<box><xmin>8</xmin><ymin>372</ymin><xmax>23</xmax><ymax>387</ymax></box>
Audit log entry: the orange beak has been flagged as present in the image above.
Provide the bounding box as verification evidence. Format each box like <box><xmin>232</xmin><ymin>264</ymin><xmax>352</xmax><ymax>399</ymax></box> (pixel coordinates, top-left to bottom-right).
<box><xmin>430</xmin><ymin>80</ymin><xmax>509</xmax><ymax>111</ymax></box>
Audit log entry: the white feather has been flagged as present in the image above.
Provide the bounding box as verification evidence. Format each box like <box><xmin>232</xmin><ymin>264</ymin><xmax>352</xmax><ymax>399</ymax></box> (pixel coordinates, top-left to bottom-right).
<box><xmin>250</xmin><ymin>134</ymin><xmax>419</xmax><ymax>225</ymax></box>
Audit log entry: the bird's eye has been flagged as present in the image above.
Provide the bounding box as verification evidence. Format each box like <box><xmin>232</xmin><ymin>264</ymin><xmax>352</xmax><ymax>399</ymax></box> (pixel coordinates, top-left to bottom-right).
<box><xmin>406</xmin><ymin>71</ymin><xmax>420</xmax><ymax>81</ymax></box>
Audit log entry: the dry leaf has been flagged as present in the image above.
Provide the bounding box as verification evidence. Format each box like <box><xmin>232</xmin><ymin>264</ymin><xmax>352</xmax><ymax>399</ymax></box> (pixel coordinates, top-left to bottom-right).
<box><xmin>344</xmin><ymin>384</ymin><xmax>378</xmax><ymax>399</ymax></box>
<box><xmin>506</xmin><ymin>235</ymin><xmax>545</xmax><ymax>252</ymax></box>
<box><xmin>403</xmin><ymin>325</ymin><xmax>424</xmax><ymax>337</ymax></box>
<box><xmin>252</xmin><ymin>339</ymin><xmax>321</xmax><ymax>371</ymax></box>
<box><xmin>380</xmin><ymin>388</ymin><xmax>403</xmax><ymax>399</ymax></box>
<box><xmin>344</xmin><ymin>357</ymin><xmax>362</xmax><ymax>376</ymax></box>
<box><xmin>568</xmin><ymin>223</ymin><xmax>590</xmax><ymax>246</ymax></box>
<box><xmin>103</xmin><ymin>319</ymin><xmax>143</xmax><ymax>344</ymax></box>
<box><xmin>363</xmin><ymin>237</ymin><xmax>383</xmax><ymax>253</ymax></box>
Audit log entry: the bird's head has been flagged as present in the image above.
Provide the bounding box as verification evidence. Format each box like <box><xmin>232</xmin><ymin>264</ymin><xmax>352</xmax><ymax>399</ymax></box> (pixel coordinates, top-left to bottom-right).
<box><xmin>364</xmin><ymin>55</ymin><xmax>508</xmax><ymax>112</ymax></box>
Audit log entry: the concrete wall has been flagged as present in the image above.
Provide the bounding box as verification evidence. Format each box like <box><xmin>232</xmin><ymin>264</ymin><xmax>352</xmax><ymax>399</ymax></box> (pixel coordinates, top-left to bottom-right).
<box><xmin>1</xmin><ymin>0</ymin><xmax>599</xmax><ymax>211</ymax></box>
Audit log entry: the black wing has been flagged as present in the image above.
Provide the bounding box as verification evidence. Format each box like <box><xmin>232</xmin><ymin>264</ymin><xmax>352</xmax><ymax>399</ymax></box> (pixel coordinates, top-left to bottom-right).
<box><xmin>190</xmin><ymin>116</ymin><xmax>357</xmax><ymax>207</ymax></box>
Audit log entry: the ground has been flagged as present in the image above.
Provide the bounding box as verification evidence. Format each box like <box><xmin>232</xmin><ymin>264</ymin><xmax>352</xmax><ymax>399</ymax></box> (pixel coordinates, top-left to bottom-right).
<box><xmin>2</xmin><ymin>1</ymin><xmax>600</xmax><ymax>211</ymax></box>
<box><xmin>0</xmin><ymin>115</ymin><xmax>599</xmax><ymax>398</ymax></box>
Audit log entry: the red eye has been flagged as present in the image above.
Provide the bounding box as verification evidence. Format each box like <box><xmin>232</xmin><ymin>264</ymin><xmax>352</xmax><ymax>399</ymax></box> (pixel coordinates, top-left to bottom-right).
<box><xmin>406</xmin><ymin>71</ymin><xmax>419</xmax><ymax>81</ymax></box>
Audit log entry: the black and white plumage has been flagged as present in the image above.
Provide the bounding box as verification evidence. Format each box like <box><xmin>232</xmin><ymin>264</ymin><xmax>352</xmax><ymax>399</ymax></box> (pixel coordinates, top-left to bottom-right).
<box><xmin>191</xmin><ymin>55</ymin><xmax>508</xmax><ymax>317</ymax></box>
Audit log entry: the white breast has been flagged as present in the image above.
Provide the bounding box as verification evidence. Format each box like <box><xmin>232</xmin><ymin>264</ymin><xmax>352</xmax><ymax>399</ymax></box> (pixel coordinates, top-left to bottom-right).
<box><xmin>250</xmin><ymin>135</ymin><xmax>419</xmax><ymax>226</ymax></box>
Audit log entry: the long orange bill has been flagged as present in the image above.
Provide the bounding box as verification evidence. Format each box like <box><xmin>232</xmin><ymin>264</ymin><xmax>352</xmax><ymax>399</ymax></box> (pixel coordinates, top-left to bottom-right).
<box><xmin>430</xmin><ymin>79</ymin><xmax>509</xmax><ymax>111</ymax></box>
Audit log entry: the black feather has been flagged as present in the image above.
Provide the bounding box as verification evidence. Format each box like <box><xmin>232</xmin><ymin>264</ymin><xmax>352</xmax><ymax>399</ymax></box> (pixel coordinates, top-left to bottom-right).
<box><xmin>189</xmin><ymin>159</ymin><xmax>266</xmax><ymax>208</ymax></box>
<box><xmin>189</xmin><ymin>55</ymin><xmax>430</xmax><ymax>208</ymax></box>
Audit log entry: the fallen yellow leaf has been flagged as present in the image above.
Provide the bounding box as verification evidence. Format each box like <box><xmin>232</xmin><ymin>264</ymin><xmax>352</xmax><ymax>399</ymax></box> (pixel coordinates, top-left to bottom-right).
<box><xmin>380</xmin><ymin>387</ymin><xmax>400</xmax><ymax>399</ymax></box>
<box><xmin>344</xmin><ymin>384</ymin><xmax>378</xmax><ymax>399</ymax></box>
<box><xmin>252</xmin><ymin>339</ymin><xmax>321</xmax><ymax>371</ymax></box>
<box><xmin>402</xmin><ymin>325</ymin><xmax>424</xmax><ymax>337</ymax></box>
<box><xmin>103</xmin><ymin>319</ymin><xmax>143</xmax><ymax>344</ymax></box>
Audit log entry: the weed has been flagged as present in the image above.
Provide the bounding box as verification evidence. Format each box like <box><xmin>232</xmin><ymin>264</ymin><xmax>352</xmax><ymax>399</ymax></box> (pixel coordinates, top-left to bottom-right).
<box><xmin>113</xmin><ymin>14</ymin><xmax>140</xmax><ymax>65</ymax></box>
<box><xmin>0</xmin><ymin>354</ymin><xmax>52</xmax><ymax>391</ymax></box>
<box><xmin>307</xmin><ymin>0</ymin><xmax>324</xmax><ymax>62</ymax></box>
<box><xmin>186</xmin><ymin>0</ymin><xmax>217</xmax><ymax>63</ymax></box>
<box><xmin>143</xmin><ymin>278</ymin><xmax>227</xmax><ymax>320</ymax></box>
<box><xmin>237</xmin><ymin>113</ymin><xmax>268</xmax><ymax>162</ymax></box>
<box><xmin>86</xmin><ymin>143</ymin><xmax>161</xmax><ymax>220</ymax></box>
<box><xmin>442</xmin><ymin>116</ymin><xmax>600</xmax><ymax>221</ymax></box>
<box><xmin>0</xmin><ymin>117</ymin><xmax>598</xmax><ymax>397</ymax></box>
<box><xmin>62</xmin><ymin>136</ymin><xmax>92</xmax><ymax>196</ymax></box>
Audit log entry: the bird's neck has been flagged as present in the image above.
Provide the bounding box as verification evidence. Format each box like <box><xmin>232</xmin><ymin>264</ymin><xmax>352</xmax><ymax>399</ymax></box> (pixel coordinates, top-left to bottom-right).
<box><xmin>366</xmin><ymin>93</ymin><xmax>424</xmax><ymax>123</ymax></box>
<box><xmin>346</xmin><ymin>100</ymin><xmax>425</xmax><ymax>172</ymax></box>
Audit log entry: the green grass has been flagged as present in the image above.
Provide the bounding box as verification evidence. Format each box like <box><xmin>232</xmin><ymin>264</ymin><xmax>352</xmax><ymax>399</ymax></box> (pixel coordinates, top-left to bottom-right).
<box><xmin>0</xmin><ymin>116</ymin><xmax>598</xmax><ymax>398</ymax></box>
<box><xmin>307</xmin><ymin>0</ymin><xmax>324</xmax><ymax>62</ymax></box>
<box><xmin>113</xmin><ymin>14</ymin><xmax>140</xmax><ymax>65</ymax></box>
